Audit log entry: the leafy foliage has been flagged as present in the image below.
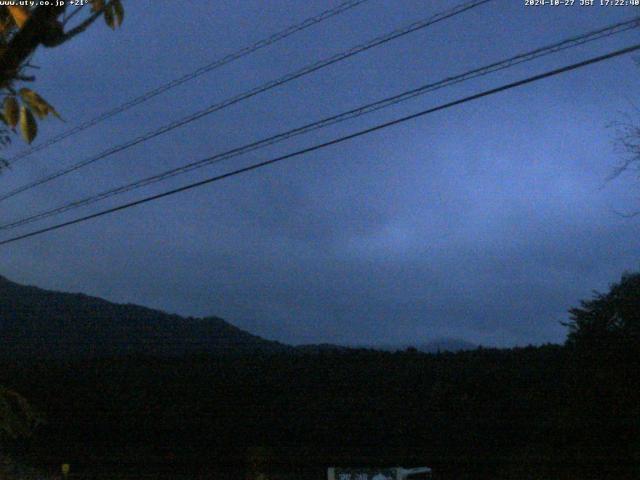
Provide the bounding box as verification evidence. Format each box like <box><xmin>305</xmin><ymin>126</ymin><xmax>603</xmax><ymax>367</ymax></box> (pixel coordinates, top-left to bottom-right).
<box><xmin>0</xmin><ymin>1</ymin><xmax>124</xmax><ymax>146</ymax></box>
<box><xmin>564</xmin><ymin>271</ymin><xmax>640</xmax><ymax>348</ymax></box>
<box><xmin>0</xmin><ymin>0</ymin><xmax>125</xmax><ymax>450</ymax></box>
<box><xmin>0</xmin><ymin>386</ymin><xmax>41</xmax><ymax>440</ymax></box>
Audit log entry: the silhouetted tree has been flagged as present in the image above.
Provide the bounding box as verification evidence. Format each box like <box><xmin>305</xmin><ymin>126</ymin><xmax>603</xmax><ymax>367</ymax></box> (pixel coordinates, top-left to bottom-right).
<box><xmin>564</xmin><ymin>271</ymin><xmax>640</xmax><ymax>348</ymax></box>
<box><xmin>609</xmin><ymin>59</ymin><xmax>640</xmax><ymax>215</ymax></box>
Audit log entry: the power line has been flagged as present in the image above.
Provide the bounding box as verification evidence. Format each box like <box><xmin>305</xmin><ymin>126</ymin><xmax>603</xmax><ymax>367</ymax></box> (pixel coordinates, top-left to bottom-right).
<box><xmin>1</xmin><ymin>16</ymin><xmax>637</xmax><ymax>232</ymax></box>
<box><xmin>1</xmin><ymin>42</ymin><xmax>637</xmax><ymax>247</ymax></box>
<box><xmin>0</xmin><ymin>0</ymin><xmax>492</xmax><ymax>203</ymax></box>
<box><xmin>6</xmin><ymin>0</ymin><xmax>372</xmax><ymax>164</ymax></box>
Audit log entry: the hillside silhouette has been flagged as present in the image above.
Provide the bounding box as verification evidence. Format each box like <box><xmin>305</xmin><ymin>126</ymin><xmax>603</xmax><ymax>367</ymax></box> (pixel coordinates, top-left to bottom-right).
<box><xmin>0</xmin><ymin>275</ymin><xmax>288</xmax><ymax>357</ymax></box>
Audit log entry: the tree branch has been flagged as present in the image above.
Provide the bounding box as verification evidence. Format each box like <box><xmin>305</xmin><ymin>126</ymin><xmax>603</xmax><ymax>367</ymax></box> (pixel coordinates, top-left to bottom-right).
<box><xmin>0</xmin><ymin>6</ymin><xmax>65</xmax><ymax>86</ymax></box>
<box><xmin>47</xmin><ymin>5</ymin><xmax>106</xmax><ymax>47</ymax></box>
<box><xmin>62</xmin><ymin>5</ymin><xmax>84</xmax><ymax>27</ymax></box>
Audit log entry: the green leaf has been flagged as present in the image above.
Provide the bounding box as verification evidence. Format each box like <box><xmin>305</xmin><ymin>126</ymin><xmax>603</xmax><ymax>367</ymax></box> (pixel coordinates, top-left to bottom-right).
<box><xmin>113</xmin><ymin>0</ymin><xmax>124</xmax><ymax>27</ymax></box>
<box><xmin>103</xmin><ymin>4</ymin><xmax>115</xmax><ymax>29</ymax></box>
<box><xmin>3</xmin><ymin>96</ymin><xmax>19</xmax><ymax>127</ymax></box>
<box><xmin>19</xmin><ymin>106</ymin><xmax>37</xmax><ymax>144</ymax></box>
<box><xmin>19</xmin><ymin>88</ymin><xmax>61</xmax><ymax>120</ymax></box>
<box><xmin>91</xmin><ymin>0</ymin><xmax>105</xmax><ymax>13</ymax></box>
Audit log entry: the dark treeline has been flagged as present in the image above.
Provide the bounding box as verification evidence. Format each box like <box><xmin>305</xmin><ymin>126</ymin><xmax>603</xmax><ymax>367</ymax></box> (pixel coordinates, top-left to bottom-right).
<box><xmin>1</xmin><ymin>271</ymin><xmax>638</xmax><ymax>480</ymax></box>
<box><xmin>1</xmin><ymin>342</ymin><xmax>638</xmax><ymax>480</ymax></box>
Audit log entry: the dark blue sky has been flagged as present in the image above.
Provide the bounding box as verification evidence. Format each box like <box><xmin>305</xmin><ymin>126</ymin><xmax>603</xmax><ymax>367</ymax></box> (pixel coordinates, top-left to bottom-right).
<box><xmin>1</xmin><ymin>0</ymin><xmax>639</xmax><ymax>347</ymax></box>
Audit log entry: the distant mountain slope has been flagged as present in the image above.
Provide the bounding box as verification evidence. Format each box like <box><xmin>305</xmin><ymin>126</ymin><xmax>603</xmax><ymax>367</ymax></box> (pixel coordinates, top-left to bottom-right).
<box><xmin>0</xmin><ymin>275</ymin><xmax>289</xmax><ymax>358</ymax></box>
<box><xmin>417</xmin><ymin>338</ymin><xmax>478</xmax><ymax>353</ymax></box>
<box><xmin>366</xmin><ymin>338</ymin><xmax>478</xmax><ymax>353</ymax></box>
